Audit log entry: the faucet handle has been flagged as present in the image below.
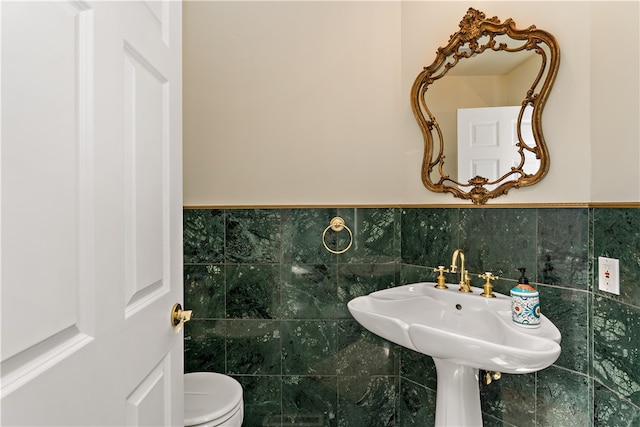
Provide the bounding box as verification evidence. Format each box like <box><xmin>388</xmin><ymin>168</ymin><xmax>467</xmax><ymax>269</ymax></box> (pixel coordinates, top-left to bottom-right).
<box><xmin>479</xmin><ymin>271</ymin><xmax>499</xmax><ymax>282</ymax></box>
<box><xmin>479</xmin><ymin>272</ymin><xmax>499</xmax><ymax>298</ymax></box>
<box><xmin>433</xmin><ymin>266</ymin><xmax>450</xmax><ymax>289</ymax></box>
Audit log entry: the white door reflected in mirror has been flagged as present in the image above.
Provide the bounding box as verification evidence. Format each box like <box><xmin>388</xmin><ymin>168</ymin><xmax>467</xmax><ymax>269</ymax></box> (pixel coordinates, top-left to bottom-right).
<box><xmin>457</xmin><ymin>106</ymin><xmax>540</xmax><ymax>190</ymax></box>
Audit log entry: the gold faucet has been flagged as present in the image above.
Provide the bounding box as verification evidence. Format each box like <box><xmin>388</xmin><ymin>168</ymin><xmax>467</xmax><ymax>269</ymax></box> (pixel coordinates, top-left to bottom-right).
<box><xmin>450</xmin><ymin>249</ymin><xmax>472</xmax><ymax>292</ymax></box>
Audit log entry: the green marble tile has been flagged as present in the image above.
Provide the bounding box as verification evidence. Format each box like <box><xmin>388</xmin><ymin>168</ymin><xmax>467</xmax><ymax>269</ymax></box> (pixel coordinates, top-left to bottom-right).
<box><xmin>181</xmin><ymin>206</ymin><xmax>640</xmax><ymax>427</ymax></box>
<box><xmin>282</xmin><ymin>320</ymin><xmax>338</xmax><ymax>376</ymax></box>
<box><xmin>226</xmin><ymin>209</ymin><xmax>281</xmax><ymax>263</ymax></box>
<box><xmin>183</xmin><ymin>209</ymin><xmax>225</xmax><ymax>263</ymax></box>
<box><xmin>399</xmin><ymin>264</ymin><xmax>439</xmax><ymax>285</ymax></box>
<box><xmin>594</xmin><ymin>381</ymin><xmax>640</xmax><ymax>427</ymax></box>
<box><xmin>458</xmin><ymin>208</ymin><xmax>537</xmax><ymax>281</ymax></box>
<box><xmin>536</xmin><ymin>366</ymin><xmax>592</xmax><ymax>426</ymax></box>
<box><xmin>480</xmin><ymin>372</ymin><xmax>535</xmax><ymax>427</ymax></box>
<box><xmin>184</xmin><ymin>264</ymin><xmax>225</xmax><ymax>319</ymax></box>
<box><xmin>183</xmin><ymin>320</ymin><xmax>225</xmax><ymax>373</ymax></box>
<box><xmin>235</xmin><ymin>375</ymin><xmax>282</xmax><ymax>426</ymax></box>
<box><xmin>282</xmin><ymin>376</ymin><xmax>338</xmax><ymax>426</ymax></box>
<box><xmin>336</xmin><ymin>263</ymin><xmax>399</xmax><ymax>319</ymax></box>
<box><xmin>593</xmin><ymin>295</ymin><xmax>640</xmax><ymax>407</ymax></box>
<box><xmin>226</xmin><ymin>264</ymin><xmax>280</xmax><ymax>319</ymax></box>
<box><xmin>593</xmin><ymin>208</ymin><xmax>640</xmax><ymax>307</ymax></box>
<box><xmin>337</xmin><ymin>320</ymin><xmax>398</xmax><ymax>376</ymax></box>
<box><xmin>337</xmin><ymin>376</ymin><xmax>398</xmax><ymax>427</ymax></box>
<box><xmin>401</xmin><ymin>208</ymin><xmax>459</xmax><ymax>267</ymax></box>
<box><xmin>397</xmin><ymin>379</ymin><xmax>436</xmax><ymax>426</ymax></box>
<box><xmin>281</xmin><ymin>264</ymin><xmax>338</xmax><ymax>319</ymax></box>
<box><xmin>226</xmin><ymin>320</ymin><xmax>282</xmax><ymax>375</ymax></box>
<box><xmin>481</xmin><ymin>414</ymin><xmax>519</xmax><ymax>427</ymax></box>
<box><xmin>537</xmin><ymin>208</ymin><xmax>589</xmax><ymax>289</ymax></box>
<box><xmin>281</xmin><ymin>208</ymin><xmax>338</xmax><ymax>264</ymax></box>
<box><xmin>399</xmin><ymin>348</ymin><xmax>437</xmax><ymax>391</ymax></box>
<box><xmin>539</xmin><ymin>285</ymin><xmax>589</xmax><ymax>373</ymax></box>
<box><xmin>336</xmin><ymin>208</ymin><xmax>401</xmax><ymax>264</ymax></box>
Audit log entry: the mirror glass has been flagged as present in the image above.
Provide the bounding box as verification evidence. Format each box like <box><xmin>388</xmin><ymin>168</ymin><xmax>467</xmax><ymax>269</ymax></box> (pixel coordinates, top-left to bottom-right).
<box><xmin>411</xmin><ymin>9</ymin><xmax>560</xmax><ymax>204</ymax></box>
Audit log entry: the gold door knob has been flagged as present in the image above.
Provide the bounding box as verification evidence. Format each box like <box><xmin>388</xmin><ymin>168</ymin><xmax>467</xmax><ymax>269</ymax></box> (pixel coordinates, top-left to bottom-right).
<box><xmin>171</xmin><ymin>303</ymin><xmax>192</xmax><ymax>334</ymax></box>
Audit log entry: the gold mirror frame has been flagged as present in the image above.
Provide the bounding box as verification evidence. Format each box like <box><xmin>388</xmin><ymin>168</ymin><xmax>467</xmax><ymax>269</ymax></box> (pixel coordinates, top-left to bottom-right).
<box><xmin>411</xmin><ymin>8</ymin><xmax>560</xmax><ymax>205</ymax></box>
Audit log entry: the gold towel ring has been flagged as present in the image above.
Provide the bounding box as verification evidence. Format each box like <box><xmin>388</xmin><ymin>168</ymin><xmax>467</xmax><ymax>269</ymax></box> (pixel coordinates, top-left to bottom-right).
<box><xmin>322</xmin><ymin>217</ymin><xmax>353</xmax><ymax>254</ymax></box>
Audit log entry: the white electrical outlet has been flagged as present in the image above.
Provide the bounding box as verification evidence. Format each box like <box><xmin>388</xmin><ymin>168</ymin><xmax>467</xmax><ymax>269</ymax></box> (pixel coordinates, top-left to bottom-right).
<box><xmin>598</xmin><ymin>256</ymin><xmax>620</xmax><ymax>295</ymax></box>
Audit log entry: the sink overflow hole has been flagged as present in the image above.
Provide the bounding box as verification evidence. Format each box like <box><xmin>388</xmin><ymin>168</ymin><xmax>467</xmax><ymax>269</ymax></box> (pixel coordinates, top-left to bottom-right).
<box><xmin>455</xmin><ymin>304</ymin><xmax>462</xmax><ymax>310</ymax></box>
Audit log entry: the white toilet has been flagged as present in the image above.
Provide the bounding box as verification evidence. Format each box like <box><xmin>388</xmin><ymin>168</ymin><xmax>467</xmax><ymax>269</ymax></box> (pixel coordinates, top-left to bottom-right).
<box><xmin>184</xmin><ymin>372</ymin><xmax>244</xmax><ymax>427</ymax></box>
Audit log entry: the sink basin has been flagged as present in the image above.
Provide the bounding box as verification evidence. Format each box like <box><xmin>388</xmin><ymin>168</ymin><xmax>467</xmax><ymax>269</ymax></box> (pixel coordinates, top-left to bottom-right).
<box><xmin>347</xmin><ymin>282</ymin><xmax>561</xmax><ymax>426</ymax></box>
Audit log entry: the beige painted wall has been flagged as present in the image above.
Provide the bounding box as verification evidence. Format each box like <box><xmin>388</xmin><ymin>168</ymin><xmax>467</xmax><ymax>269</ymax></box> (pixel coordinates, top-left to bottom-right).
<box><xmin>590</xmin><ymin>1</ymin><xmax>640</xmax><ymax>203</ymax></box>
<box><xmin>183</xmin><ymin>1</ymin><xmax>640</xmax><ymax>206</ymax></box>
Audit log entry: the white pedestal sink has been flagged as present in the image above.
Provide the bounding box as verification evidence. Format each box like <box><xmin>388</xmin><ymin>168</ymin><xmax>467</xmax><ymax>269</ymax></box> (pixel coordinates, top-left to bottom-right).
<box><xmin>347</xmin><ymin>283</ymin><xmax>561</xmax><ymax>427</ymax></box>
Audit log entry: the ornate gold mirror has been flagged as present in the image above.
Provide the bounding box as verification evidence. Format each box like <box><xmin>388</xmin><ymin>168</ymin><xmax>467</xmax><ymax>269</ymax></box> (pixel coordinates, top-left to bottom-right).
<box><xmin>411</xmin><ymin>8</ymin><xmax>560</xmax><ymax>204</ymax></box>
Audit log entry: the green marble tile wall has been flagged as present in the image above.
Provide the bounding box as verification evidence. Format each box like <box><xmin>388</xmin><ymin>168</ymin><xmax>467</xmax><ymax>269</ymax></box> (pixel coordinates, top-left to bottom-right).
<box><xmin>183</xmin><ymin>207</ymin><xmax>640</xmax><ymax>426</ymax></box>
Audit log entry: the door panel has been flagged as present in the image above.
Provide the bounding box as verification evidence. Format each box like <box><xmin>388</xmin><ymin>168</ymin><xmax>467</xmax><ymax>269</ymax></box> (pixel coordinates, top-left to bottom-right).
<box><xmin>1</xmin><ymin>0</ymin><xmax>95</xmax><ymax>396</ymax></box>
<box><xmin>126</xmin><ymin>357</ymin><xmax>172</xmax><ymax>426</ymax></box>
<box><xmin>457</xmin><ymin>106</ymin><xmax>538</xmax><ymax>190</ymax></box>
<box><xmin>1</xmin><ymin>1</ymin><xmax>183</xmax><ymax>425</ymax></box>
<box><xmin>123</xmin><ymin>42</ymin><xmax>169</xmax><ymax>316</ymax></box>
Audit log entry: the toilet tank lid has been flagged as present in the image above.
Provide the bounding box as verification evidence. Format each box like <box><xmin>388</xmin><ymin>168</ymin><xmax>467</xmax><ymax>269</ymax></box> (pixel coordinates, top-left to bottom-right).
<box><xmin>184</xmin><ymin>373</ymin><xmax>243</xmax><ymax>426</ymax></box>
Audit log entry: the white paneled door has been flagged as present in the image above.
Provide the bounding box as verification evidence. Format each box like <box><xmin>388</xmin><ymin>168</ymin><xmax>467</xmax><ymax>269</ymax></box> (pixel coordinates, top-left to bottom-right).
<box><xmin>1</xmin><ymin>1</ymin><xmax>183</xmax><ymax>425</ymax></box>
<box><xmin>457</xmin><ymin>106</ymin><xmax>538</xmax><ymax>190</ymax></box>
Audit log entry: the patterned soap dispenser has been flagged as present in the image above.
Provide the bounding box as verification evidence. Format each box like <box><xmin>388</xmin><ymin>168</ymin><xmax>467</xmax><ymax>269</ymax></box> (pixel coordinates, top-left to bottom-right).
<box><xmin>510</xmin><ymin>267</ymin><xmax>541</xmax><ymax>328</ymax></box>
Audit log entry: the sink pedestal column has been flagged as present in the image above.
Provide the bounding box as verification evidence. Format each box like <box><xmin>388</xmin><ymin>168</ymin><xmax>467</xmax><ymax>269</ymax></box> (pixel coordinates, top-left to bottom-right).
<box><xmin>433</xmin><ymin>358</ymin><xmax>482</xmax><ymax>427</ymax></box>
